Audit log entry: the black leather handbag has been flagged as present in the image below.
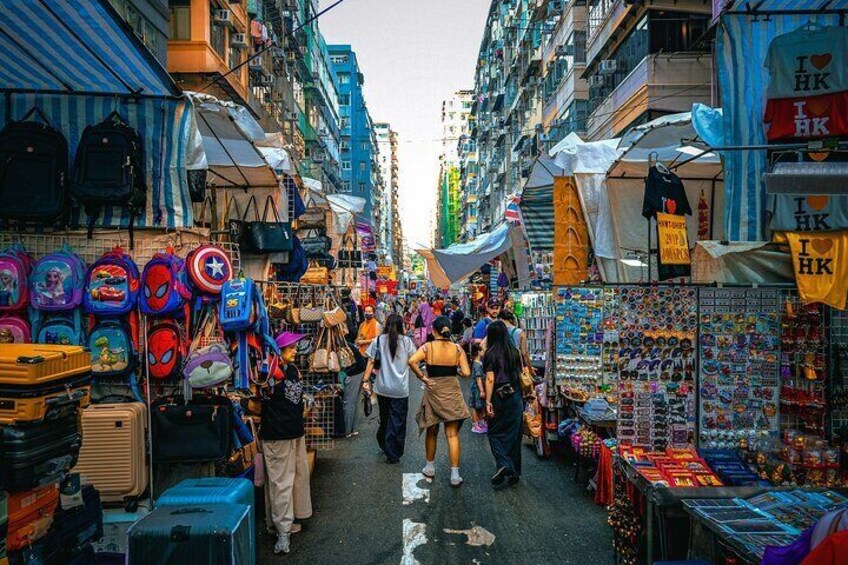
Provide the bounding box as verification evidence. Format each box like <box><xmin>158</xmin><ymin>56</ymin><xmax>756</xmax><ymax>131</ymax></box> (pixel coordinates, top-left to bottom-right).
<box><xmin>297</xmin><ymin>206</ymin><xmax>327</xmax><ymax>230</ymax></box>
<box><xmin>338</xmin><ymin>234</ymin><xmax>363</xmax><ymax>268</ymax></box>
<box><xmin>151</xmin><ymin>401</ymin><xmax>232</xmax><ymax>462</ymax></box>
<box><xmin>300</xmin><ymin>228</ymin><xmax>332</xmax><ymax>258</ymax></box>
<box><xmin>240</xmin><ymin>195</ymin><xmax>293</xmax><ymax>254</ymax></box>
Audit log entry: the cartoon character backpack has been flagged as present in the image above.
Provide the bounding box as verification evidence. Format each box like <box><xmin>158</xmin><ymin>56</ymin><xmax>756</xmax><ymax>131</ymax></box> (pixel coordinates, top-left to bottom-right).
<box><xmin>0</xmin><ymin>245</ymin><xmax>32</xmax><ymax>312</ymax></box>
<box><xmin>186</xmin><ymin>244</ymin><xmax>232</xmax><ymax>298</ymax></box>
<box><xmin>29</xmin><ymin>246</ymin><xmax>85</xmax><ymax>311</ymax></box>
<box><xmin>89</xmin><ymin>318</ymin><xmax>137</xmax><ymax>378</ymax></box>
<box><xmin>0</xmin><ymin>314</ymin><xmax>30</xmax><ymax>343</ymax></box>
<box><xmin>34</xmin><ymin>313</ymin><xmax>85</xmax><ymax>346</ymax></box>
<box><xmin>140</xmin><ymin>247</ymin><xmax>191</xmax><ymax>316</ymax></box>
<box><xmin>146</xmin><ymin>318</ymin><xmax>187</xmax><ymax>380</ymax></box>
<box><xmin>219</xmin><ymin>277</ymin><xmax>257</xmax><ymax>332</ymax></box>
<box><xmin>84</xmin><ymin>247</ymin><xmax>140</xmax><ymax>315</ymax></box>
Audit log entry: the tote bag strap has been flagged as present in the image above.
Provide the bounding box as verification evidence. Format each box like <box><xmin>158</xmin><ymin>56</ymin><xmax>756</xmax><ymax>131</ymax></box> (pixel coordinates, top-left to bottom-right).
<box><xmin>262</xmin><ymin>195</ymin><xmax>283</xmax><ymax>223</ymax></box>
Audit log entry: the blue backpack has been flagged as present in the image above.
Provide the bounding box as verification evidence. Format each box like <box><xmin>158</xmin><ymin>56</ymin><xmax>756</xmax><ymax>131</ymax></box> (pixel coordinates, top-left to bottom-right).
<box><xmin>219</xmin><ymin>278</ymin><xmax>257</xmax><ymax>332</ymax></box>
<box><xmin>29</xmin><ymin>246</ymin><xmax>86</xmax><ymax>312</ymax></box>
<box><xmin>84</xmin><ymin>247</ymin><xmax>140</xmax><ymax>316</ymax></box>
<box><xmin>89</xmin><ymin>318</ymin><xmax>137</xmax><ymax>378</ymax></box>
<box><xmin>34</xmin><ymin>312</ymin><xmax>85</xmax><ymax>346</ymax></box>
<box><xmin>220</xmin><ymin>277</ymin><xmax>278</xmax><ymax>389</ymax></box>
<box><xmin>139</xmin><ymin>249</ymin><xmax>191</xmax><ymax>316</ymax></box>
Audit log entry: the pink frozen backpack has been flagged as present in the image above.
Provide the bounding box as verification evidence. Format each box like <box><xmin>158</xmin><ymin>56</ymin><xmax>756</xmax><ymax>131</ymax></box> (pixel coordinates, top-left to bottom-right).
<box><xmin>0</xmin><ymin>245</ymin><xmax>32</xmax><ymax>312</ymax></box>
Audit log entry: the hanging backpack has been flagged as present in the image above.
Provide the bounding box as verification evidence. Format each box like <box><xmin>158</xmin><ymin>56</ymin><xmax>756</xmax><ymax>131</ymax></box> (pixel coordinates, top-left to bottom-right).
<box><xmin>0</xmin><ymin>314</ymin><xmax>31</xmax><ymax>344</ymax></box>
<box><xmin>0</xmin><ymin>245</ymin><xmax>33</xmax><ymax>312</ymax></box>
<box><xmin>29</xmin><ymin>246</ymin><xmax>86</xmax><ymax>311</ymax></box>
<box><xmin>72</xmin><ymin>111</ymin><xmax>146</xmax><ymax>246</ymax></box>
<box><xmin>185</xmin><ymin>244</ymin><xmax>233</xmax><ymax>298</ymax></box>
<box><xmin>89</xmin><ymin>318</ymin><xmax>137</xmax><ymax>378</ymax></box>
<box><xmin>34</xmin><ymin>312</ymin><xmax>85</xmax><ymax>346</ymax></box>
<box><xmin>83</xmin><ymin>247</ymin><xmax>141</xmax><ymax>316</ymax></box>
<box><xmin>147</xmin><ymin>318</ymin><xmax>187</xmax><ymax>380</ymax></box>
<box><xmin>0</xmin><ymin>107</ymin><xmax>69</xmax><ymax>224</ymax></box>
<box><xmin>219</xmin><ymin>278</ymin><xmax>257</xmax><ymax>332</ymax></box>
<box><xmin>140</xmin><ymin>248</ymin><xmax>191</xmax><ymax>316</ymax></box>
<box><xmin>220</xmin><ymin>277</ymin><xmax>278</xmax><ymax>389</ymax></box>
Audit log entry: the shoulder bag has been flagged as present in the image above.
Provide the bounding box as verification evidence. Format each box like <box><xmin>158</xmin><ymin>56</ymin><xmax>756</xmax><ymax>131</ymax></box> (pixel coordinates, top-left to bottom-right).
<box><xmin>242</xmin><ymin>195</ymin><xmax>294</xmax><ymax>254</ymax></box>
<box><xmin>322</xmin><ymin>291</ymin><xmax>347</xmax><ymax>328</ymax></box>
<box><xmin>297</xmin><ymin>206</ymin><xmax>326</xmax><ymax>230</ymax></box>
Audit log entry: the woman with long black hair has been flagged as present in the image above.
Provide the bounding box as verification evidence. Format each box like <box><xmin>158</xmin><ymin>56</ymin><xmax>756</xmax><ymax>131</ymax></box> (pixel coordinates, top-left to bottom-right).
<box><xmin>364</xmin><ymin>314</ymin><xmax>416</xmax><ymax>464</ymax></box>
<box><xmin>483</xmin><ymin>320</ymin><xmax>524</xmax><ymax>489</ymax></box>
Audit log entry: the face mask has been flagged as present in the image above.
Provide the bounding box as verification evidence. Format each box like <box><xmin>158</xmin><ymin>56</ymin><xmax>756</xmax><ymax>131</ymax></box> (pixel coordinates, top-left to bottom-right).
<box><xmin>364</xmin><ymin>314</ymin><xmax>374</xmax><ymax>320</ymax></box>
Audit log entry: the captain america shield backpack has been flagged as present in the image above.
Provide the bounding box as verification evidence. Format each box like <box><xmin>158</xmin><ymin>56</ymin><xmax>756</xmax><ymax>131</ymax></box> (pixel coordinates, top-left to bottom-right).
<box><xmin>186</xmin><ymin>244</ymin><xmax>232</xmax><ymax>297</ymax></box>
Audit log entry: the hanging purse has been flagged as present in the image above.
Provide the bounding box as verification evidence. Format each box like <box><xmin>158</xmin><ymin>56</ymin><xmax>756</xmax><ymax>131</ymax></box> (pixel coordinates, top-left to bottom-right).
<box><xmin>224</xmin><ymin>195</ymin><xmax>245</xmax><ymax>244</ymax></box>
<box><xmin>301</xmin><ymin>261</ymin><xmax>330</xmax><ymax>286</ymax></box>
<box><xmin>334</xmin><ymin>325</ymin><xmax>355</xmax><ymax>369</ymax></box>
<box><xmin>310</xmin><ymin>327</ymin><xmax>330</xmax><ymax>372</ymax></box>
<box><xmin>242</xmin><ymin>195</ymin><xmax>294</xmax><ymax>254</ymax></box>
<box><xmin>297</xmin><ymin>206</ymin><xmax>327</xmax><ymax>230</ymax></box>
<box><xmin>338</xmin><ymin>233</ymin><xmax>363</xmax><ymax>268</ymax></box>
<box><xmin>322</xmin><ymin>292</ymin><xmax>347</xmax><ymax>328</ymax></box>
<box><xmin>151</xmin><ymin>400</ymin><xmax>232</xmax><ymax>462</ymax></box>
<box><xmin>297</xmin><ymin>303</ymin><xmax>324</xmax><ymax>323</ymax></box>
<box><xmin>300</xmin><ymin>228</ymin><xmax>332</xmax><ymax>258</ymax></box>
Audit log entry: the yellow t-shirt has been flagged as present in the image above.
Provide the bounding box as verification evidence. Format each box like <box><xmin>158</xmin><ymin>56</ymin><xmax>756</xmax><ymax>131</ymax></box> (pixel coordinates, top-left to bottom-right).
<box><xmin>785</xmin><ymin>230</ymin><xmax>848</xmax><ymax>310</ymax></box>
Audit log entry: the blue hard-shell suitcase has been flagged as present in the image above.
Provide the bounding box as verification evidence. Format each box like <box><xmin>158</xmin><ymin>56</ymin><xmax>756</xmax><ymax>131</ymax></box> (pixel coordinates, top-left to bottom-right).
<box><xmin>127</xmin><ymin>504</ymin><xmax>252</xmax><ymax>565</ymax></box>
<box><xmin>157</xmin><ymin>477</ymin><xmax>254</xmax><ymax>552</ymax></box>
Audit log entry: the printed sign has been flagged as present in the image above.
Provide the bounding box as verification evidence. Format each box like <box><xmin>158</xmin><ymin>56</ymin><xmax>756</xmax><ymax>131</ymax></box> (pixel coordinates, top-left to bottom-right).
<box><xmin>657</xmin><ymin>212</ymin><xmax>691</xmax><ymax>266</ymax></box>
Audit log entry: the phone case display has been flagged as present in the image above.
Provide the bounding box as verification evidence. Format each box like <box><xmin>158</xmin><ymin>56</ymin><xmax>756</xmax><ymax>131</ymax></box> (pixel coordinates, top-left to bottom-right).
<box><xmin>613</xmin><ymin>286</ymin><xmax>697</xmax><ymax>450</ymax></box>
<box><xmin>513</xmin><ymin>292</ymin><xmax>554</xmax><ymax>363</ymax></box>
<box><xmin>554</xmin><ymin>287</ymin><xmax>605</xmax><ymax>400</ymax></box>
<box><xmin>698</xmin><ymin>288</ymin><xmax>781</xmax><ymax>449</ymax></box>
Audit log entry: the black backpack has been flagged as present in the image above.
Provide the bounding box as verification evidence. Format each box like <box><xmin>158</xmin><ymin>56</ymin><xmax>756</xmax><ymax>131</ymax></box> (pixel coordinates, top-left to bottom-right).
<box><xmin>0</xmin><ymin>107</ymin><xmax>69</xmax><ymax>224</ymax></box>
<box><xmin>72</xmin><ymin>111</ymin><xmax>146</xmax><ymax>245</ymax></box>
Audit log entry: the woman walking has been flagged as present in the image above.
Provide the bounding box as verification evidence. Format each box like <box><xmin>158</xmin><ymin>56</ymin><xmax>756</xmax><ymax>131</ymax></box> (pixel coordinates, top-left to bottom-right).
<box><xmin>364</xmin><ymin>314</ymin><xmax>416</xmax><ymax>464</ymax></box>
<box><xmin>408</xmin><ymin>317</ymin><xmax>471</xmax><ymax>486</ymax></box>
<box><xmin>483</xmin><ymin>321</ymin><xmax>524</xmax><ymax>489</ymax></box>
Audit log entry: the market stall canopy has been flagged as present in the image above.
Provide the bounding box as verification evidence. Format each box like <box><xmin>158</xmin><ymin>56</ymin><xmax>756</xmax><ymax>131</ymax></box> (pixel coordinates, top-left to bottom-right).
<box><xmin>692</xmin><ymin>241</ymin><xmax>793</xmax><ymax>285</ymax></box>
<box><xmin>187</xmin><ymin>93</ymin><xmax>279</xmax><ymax>190</ymax></box>
<box><xmin>417</xmin><ymin>223</ymin><xmax>516</xmax><ymax>288</ymax></box>
<box><xmin>301</xmin><ymin>177</ymin><xmax>328</xmax><ymax>207</ymax></box>
<box><xmin>519</xmin><ymin>154</ymin><xmax>564</xmax><ymax>253</ymax></box>
<box><xmin>326</xmin><ymin>194</ymin><xmax>366</xmax><ymax>234</ymax></box>
<box><xmin>256</xmin><ymin>133</ymin><xmax>295</xmax><ymax>175</ymax></box>
<box><xmin>0</xmin><ymin>0</ymin><xmax>179</xmax><ymax>98</ymax></box>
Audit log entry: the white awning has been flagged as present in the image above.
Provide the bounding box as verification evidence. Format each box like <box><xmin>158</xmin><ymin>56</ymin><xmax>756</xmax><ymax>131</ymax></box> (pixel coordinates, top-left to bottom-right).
<box><xmin>417</xmin><ymin>223</ymin><xmax>515</xmax><ymax>287</ymax></box>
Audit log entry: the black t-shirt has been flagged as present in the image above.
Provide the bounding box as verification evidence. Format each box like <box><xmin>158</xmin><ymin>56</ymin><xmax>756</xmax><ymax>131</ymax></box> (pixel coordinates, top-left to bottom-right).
<box><xmin>260</xmin><ymin>364</ymin><xmax>305</xmax><ymax>441</ymax></box>
<box><xmin>483</xmin><ymin>354</ymin><xmax>519</xmax><ymax>385</ymax></box>
<box><xmin>345</xmin><ymin>338</ymin><xmax>368</xmax><ymax>376</ymax></box>
<box><xmin>643</xmin><ymin>166</ymin><xmax>692</xmax><ymax>281</ymax></box>
<box><xmin>642</xmin><ymin>167</ymin><xmax>692</xmax><ymax>219</ymax></box>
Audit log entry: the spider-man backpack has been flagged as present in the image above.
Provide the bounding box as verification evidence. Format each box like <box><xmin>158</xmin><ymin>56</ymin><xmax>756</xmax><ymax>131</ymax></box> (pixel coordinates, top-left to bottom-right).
<box><xmin>146</xmin><ymin>318</ymin><xmax>187</xmax><ymax>380</ymax></box>
<box><xmin>140</xmin><ymin>248</ymin><xmax>191</xmax><ymax>316</ymax></box>
<box><xmin>83</xmin><ymin>247</ymin><xmax>140</xmax><ymax>316</ymax></box>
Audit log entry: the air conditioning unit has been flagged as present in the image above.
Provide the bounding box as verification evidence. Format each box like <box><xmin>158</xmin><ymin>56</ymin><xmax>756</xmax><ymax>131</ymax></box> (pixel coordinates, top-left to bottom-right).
<box><xmin>231</xmin><ymin>33</ymin><xmax>248</xmax><ymax>48</ymax></box>
<box><xmin>556</xmin><ymin>44</ymin><xmax>574</xmax><ymax>57</ymax></box>
<box><xmin>599</xmin><ymin>59</ymin><xmax>617</xmax><ymax>75</ymax></box>
<box><xmin>248</xmin><ymin>59</ymin><xmax>264</xmax><ymax>73</ymax></box>
<box><xmin>213</xmin><ymin>9</ymin><xmax>233</xmax><ymax>27</ymax></box>
<box><xmin>256</xmin><ymin>73</ymin><xmax>274</xmax><ymax>87</ymax></box>
<box><xmin>589</xmin><ymin>75</ymin><xmax>604</xmax><ymax>88</ymax></box>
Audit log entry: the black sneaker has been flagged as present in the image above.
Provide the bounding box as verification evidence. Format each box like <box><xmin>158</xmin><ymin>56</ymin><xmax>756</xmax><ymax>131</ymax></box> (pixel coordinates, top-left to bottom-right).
<box><xmin>491</xmin><ymin>467</ymin><xmax>508</xmax><ymax>485</ymax></box>
<box><xmin>508</xmin><ymin>474</ymin><xmax>520</xmax><ymax>486</ymax></box>
<box><xmin>492</xmin><ymin>475</ymin><xmax>510</xmax><ymax>491</ymax></box>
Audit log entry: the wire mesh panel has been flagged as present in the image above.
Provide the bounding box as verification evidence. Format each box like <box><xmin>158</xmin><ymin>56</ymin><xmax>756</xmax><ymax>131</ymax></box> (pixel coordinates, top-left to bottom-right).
<box><xmin>829</xmin><ymin>308</ymin><xmax>848</xmax><ymax>437</ymax></box>
<box><xmin>0</xmin><ymin>230</ymin><xmax>241</xmax><ymax>271</ymax></box>
<box><xmin>259</xmin><ymin>281</ymin><xmax>344</xmax><ymax>450</ymax></box>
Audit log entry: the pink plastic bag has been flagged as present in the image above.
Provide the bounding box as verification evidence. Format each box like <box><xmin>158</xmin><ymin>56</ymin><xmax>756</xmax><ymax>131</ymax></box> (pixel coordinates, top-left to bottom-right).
<box><xmin>253</xmin><ymin>452</ymin><xmax>265</xmax><ymax>487</ymax></box>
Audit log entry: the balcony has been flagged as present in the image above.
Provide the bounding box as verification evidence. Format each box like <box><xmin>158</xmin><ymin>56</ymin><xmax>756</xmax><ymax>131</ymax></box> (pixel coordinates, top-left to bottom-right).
<box><xmin>586</xmin><ymin>53</ymin><xmax>712</xmax><ymax>140</ymax></box>
<box><xmin>543</xmin><ymin>62</ymin><xmax>588</xmax><ymax>126</ymax></box>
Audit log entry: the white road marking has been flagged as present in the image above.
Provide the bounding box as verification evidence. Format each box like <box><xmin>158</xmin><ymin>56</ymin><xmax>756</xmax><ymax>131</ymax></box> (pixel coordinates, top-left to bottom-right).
<box><xmin>401</xmin><ymin>519</ymin><xmax>427</xmax><ymax>565</ymax></box>
<box><xmin>442</xmin><ymin>525</ymin><xmax>496</xmax><ymax>547</ymax></box>
<box><xmin>402</xmin><ymin>473</ymin><xmax>430</xmax><ymax>505</ymax></box>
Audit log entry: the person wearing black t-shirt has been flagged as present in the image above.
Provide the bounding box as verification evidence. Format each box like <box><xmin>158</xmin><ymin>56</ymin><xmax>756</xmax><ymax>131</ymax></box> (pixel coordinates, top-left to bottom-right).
<box><xmin>642</xmin><ymin>165</ymin><xmax>693</xmax><ymax>281</ymax></box>
<box><xmin>262</xmin><ymin>332</ymin><xmax>313</xmax><ymax>555</ymax></box>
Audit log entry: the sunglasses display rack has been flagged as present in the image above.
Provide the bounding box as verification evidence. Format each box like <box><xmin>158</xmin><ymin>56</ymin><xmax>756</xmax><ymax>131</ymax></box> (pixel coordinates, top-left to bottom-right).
<box><xmin>554</xmin><ymin>287</ymin><xmax>606</xmax><ymax>401</ymax></box>
<box><xmin>612</xmin><ymin>286</ymin><xmax>698</xmax><ymax>451</ymax></box>
<box><xmin>698</xmin><ymin>288</ymin><xmax>782</xmax><ymax>449</ymax></box>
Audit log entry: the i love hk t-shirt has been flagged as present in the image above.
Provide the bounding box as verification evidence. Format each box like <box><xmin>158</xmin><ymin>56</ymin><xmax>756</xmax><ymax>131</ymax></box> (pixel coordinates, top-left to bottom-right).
<box><xmin>765</xmin><ymin>26</ymin><xmax>848</xmax><ymax>100</ymax></box>
<box><xmin>764</xmin><ymin>90</ymin><xmax>848</xmax><ymax>141</ymax></box>
<box><xmin>770</xmin><ymin>194</ymin><xmax>848</xmax><ymax>233</ymax></box>
<box><xmin>785</xmin><ymin>231</ymin><xmax>848</xmax><ymax>310</ymax></box>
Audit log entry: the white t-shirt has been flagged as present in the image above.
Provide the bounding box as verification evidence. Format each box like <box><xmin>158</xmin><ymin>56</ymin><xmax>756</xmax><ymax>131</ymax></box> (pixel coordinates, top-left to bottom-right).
<box><xmin>366</xmin><ymin>334</ymin><xmax>416</xmax><ymax>399</ymax></box>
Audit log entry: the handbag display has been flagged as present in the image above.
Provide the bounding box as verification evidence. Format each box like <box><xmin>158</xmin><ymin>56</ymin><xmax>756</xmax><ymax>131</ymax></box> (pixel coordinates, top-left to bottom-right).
<box><xmin>322</xmin><ymin>292</ymin><xmax>347</xmax><ymax>328</ymax></box>
<box><xmin>297</xmin><ymin>206</ymin><xmax>326</xmax><ymax>230</ymax></box>
<box><xmin>296</xmin><ymin>305</ymin><xmax>324</xmax><ymax>324</ymax></box>
<box><xmin>301</xmin><ymin>262</ymin><xmax>330</xmax><ymax>286</ymax></box>
<box><xmin>310</xmin><ymin>327</ymin><xmax>330</xmax><ymax>372</ymax></box>
<box><xmin>337</xmin><ymin>234</ymin><xmax>363</xmax><ymax>269</ymax></box>
<box><xmin>300</xmin><ymin>228</ymin><xmax>332</xmax><ymax>259</ymax></box>
<box><xmin>242</xmin><ymin>195</ymin><xmax>293</xmax><ymax>254</ymax></box>
<box><xmin>333</xmin><ymin>325</ymin><xmax>355</xmax><ymax>369</ymax></box>
<box><xmin>151</xmin><ymin>401</ymin><xmax>232</xmax><ymax>462</ymax></box>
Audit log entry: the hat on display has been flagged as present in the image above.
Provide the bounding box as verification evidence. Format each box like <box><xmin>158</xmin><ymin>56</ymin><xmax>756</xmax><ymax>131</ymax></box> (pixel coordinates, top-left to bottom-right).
<box><xmin>275</xmin><ymin>332</ymin><xmax>307</xmax><ymax>349</ymax></box>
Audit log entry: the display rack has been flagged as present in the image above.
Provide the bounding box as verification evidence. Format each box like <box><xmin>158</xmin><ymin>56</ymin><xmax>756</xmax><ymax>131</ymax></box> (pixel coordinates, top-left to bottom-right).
<box><xmin>514</xmin><ymin>291</ymin><xmax>554</xmax><ymax>363</ymax></box>
<box><xmin>830</xmin><ymin>308</ymin><xmax>848</xmax><ymax>437</ymax></box>
<box><xmin>0</xmin><ymin>230</ymin><xmax>241</xmax><ymax>272</ymax></box>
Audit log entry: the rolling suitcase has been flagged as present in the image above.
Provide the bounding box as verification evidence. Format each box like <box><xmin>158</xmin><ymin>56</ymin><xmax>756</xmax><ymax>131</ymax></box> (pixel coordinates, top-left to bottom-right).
<box><xmin>0</xmin><ymin>344</ymin><xmax>91</xmax><ymax>425</ymax></box>
<box><xmin>157</xmin><ymin>478</ymin><xmax>254</xmax><ymax>552</ymax></box>
<box><xmin>6</xmin><ymin>484</ymin><xmax>58</xmax><ymax>552</ymax></box>
<box><xmin>36</xmin><ymin>484</ymin><xmax>103</xmax><ymax>563</ymax></box>
<box><xmin>92</xmin><ymin>502</ymin><xmax>150</xmax><ymax>555</ymax></box>
<box><xmin>0</xmin><ymin>411</ymin><xmax>82</xmax><ymax>491</ymax></box>
<box><xmin>127</xmin><ymin>504</ymin><xmax>252</xmax><ymax>565</ymax></box>
<box><xmin>73</xmin><ymin>402</ymin><xmax>148</xmax><ymax>503</ymax></box>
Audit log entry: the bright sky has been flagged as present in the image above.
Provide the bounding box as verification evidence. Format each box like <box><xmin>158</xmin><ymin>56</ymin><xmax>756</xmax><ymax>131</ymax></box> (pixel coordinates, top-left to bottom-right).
<box><xmin>319</xmin><ymin>0</ymin><xmax>490</xmax><ymax>249</ymax></box>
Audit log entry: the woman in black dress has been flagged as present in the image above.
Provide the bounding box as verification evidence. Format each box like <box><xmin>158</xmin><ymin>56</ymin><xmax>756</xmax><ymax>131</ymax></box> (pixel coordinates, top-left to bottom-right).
<box><xmin>483</xmin><ymin>320</ymin><xmax>524</xmax><ymax>490</ymax></box>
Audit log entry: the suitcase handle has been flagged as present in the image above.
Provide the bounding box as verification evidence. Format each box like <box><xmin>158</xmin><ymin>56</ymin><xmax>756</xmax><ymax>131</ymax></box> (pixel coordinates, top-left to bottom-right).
<box><xmin>16</xmin><ymin>355</ymin><xmax>45</xmax><ymax>365</ymax></box>
<box><xmin>169</xmin><ymin>508</ymin><xmax>212</xmax><ymax>515</ymax></box>
<box><xmin>45</xmin><ymin>389</ymin><xmax>86</xmax><ymax>406</ymax></box>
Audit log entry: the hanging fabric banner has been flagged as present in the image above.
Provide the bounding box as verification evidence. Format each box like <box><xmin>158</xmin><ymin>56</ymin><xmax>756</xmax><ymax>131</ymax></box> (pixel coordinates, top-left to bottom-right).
<box><xmin>656</xmin><ymin>212</ymin><xmax>691</xmax><ymax>266</ymax></box>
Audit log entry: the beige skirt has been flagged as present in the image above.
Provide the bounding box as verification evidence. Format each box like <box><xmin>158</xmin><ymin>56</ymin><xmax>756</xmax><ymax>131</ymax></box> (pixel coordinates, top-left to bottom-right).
<box><xmin>416</xmin><ymin>376</ymin><xmax>471</xmax><ymax>432</ymax></box>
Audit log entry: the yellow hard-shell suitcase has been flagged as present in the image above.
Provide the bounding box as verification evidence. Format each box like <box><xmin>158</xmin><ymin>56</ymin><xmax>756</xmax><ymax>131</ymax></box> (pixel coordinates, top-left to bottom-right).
<box><xmin>0</xmin><ymin>344</ymin><xmax>91</xmax><ymax>424</ymax></box>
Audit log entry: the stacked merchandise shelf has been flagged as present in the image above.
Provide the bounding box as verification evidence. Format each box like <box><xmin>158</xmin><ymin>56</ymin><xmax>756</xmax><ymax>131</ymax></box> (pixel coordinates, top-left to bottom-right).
<box><xmin>514</xmin><ymin>291</ymin><xmax>554</xmax><ymax>363</ymax></box>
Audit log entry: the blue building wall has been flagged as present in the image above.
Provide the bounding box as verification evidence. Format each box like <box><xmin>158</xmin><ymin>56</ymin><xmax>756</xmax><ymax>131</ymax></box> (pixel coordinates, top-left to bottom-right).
<box><xmin>329</xmin><ymin>45</ymin><xmax>374</xmax><ymax>217</ymax></box>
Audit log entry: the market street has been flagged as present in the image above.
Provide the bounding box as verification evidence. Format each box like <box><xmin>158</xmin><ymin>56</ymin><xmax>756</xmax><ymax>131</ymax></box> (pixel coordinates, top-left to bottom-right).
<box><xmin>259</xmin><ymin>382</ymin><xmax>614</xmax><ymax>564</ymax></box>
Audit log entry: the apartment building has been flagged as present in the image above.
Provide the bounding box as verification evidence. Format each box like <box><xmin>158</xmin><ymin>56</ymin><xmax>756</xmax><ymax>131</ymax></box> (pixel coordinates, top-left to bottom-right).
<box><xmin>435</xmin><ymin>91</ymin><xmax>473</xmax><ymax>248</ymax></box>
<box><xmin>109</xmin><ymin>0</ymin><xmax>169</xmax><ymax>65</ymax></box>
<box><xmin>375</xmin><ymin>123</ymin><xmax>403</xmax><ymax>266</ymax></box>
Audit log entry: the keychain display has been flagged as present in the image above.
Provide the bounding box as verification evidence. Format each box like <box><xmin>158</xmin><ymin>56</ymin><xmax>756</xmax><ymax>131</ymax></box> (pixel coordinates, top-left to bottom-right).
<box><xmin>612</xmin><ymin>286</ymin><xmax>697</xmax><ymax>450</ymax></box>
<box><xmin>698</xmin><ymin>288</ymin><xmax>781</xmax><ymax>449</ymax></box>
<box><xmin>554</xmin><ymin>287</ymin><xmax>605</xmax><ymax>399</ymax></box>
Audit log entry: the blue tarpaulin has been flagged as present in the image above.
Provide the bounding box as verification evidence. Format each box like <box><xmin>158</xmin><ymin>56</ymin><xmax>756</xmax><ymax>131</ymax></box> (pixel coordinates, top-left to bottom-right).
<box><xmin>716</xmin><ymin>0</ymin><xmax>848</xmax><ymax>241</ymax></box>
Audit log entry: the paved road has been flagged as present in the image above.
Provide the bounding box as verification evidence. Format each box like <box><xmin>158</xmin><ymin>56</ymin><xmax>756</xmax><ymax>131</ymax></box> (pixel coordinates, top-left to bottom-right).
<box><xmin>258</xmin><ymin>383</ymin><xmax>614</xmax><ymax>564</ymax></box>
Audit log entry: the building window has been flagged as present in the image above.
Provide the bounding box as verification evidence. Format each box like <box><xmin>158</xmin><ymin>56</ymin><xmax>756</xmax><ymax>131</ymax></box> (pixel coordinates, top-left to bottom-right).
<box><xmin>339</xmin><ymin>94</ymin><xmax>350</xmax><ymax>105</ymax></box>
<box><xmin>341</xmin><ymin>181</ymin><xmax>351</xmax><ymax>192</ymax></box>
<box><xmin>169</xmin><ymin>0</ymin><xmax>191</xmax><ymax>40</ymax></box>
<box><xmin>359</xmin><ymin>162</ymin><xmax>366</xmax><ymax>172</ymax></box>
<box><xmin>342</xmin><ymin>160</ymin><xmax>351</xmax><ymax>171</ymax></box>
<box><xmin>330</xmin><ymin>54</ymin><xmax>349</xmax><ymax>64</ymax></box>
<box><xmin>359</xmin><ymin>182</ymin><xmax>366</xmax><ymax>193</ymax></box>
<box><xmin>340</xmin><ymin>117</ymin><xmax>350</xmax><ymax>129</ymax></box>
<box><xmin>338</xmin><ymin>73</ymin><xmax>350</xmax><ymax>85</ymax></box>
<box><xmin>340</xmin><ymin>141</ymin><xmax>350</xmax><ymax>151</ymax></box>
<box><xmin>229</xmin><ymin>42</ymin><xmax>242</xmax><ymax>71</ymax></box>
<box><xmin>209</xmin><ymin>3</ymin><xmax>226</xmax><ymax>58</ymax></box>
<box><xmin>361</xmin><ymin>141</ymin><xmax>369</xmax><ymax>151</ymax></box>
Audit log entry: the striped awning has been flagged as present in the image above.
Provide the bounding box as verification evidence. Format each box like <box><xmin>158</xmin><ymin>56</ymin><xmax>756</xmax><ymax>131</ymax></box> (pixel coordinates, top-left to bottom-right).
<box><xmin>521</xmin><ymin>185</ymin><xmax>554</xmax><ymax>253</ymax></box>
<box><xmin>0</xmin><ymin>0</ymin><xmax>178</xmax><ymax>97</ymax></box>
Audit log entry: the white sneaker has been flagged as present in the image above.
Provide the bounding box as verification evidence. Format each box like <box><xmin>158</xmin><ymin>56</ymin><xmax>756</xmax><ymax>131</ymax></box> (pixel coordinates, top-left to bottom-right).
<box><xmin>274</xmin><ymin>532</ymin><xmax>291</xmax><ymax>554</ymax></box>
<box><xmin>290</xmin><ymin>523</ymin><xmax>302</xmax><ymax>534</ymax></box>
